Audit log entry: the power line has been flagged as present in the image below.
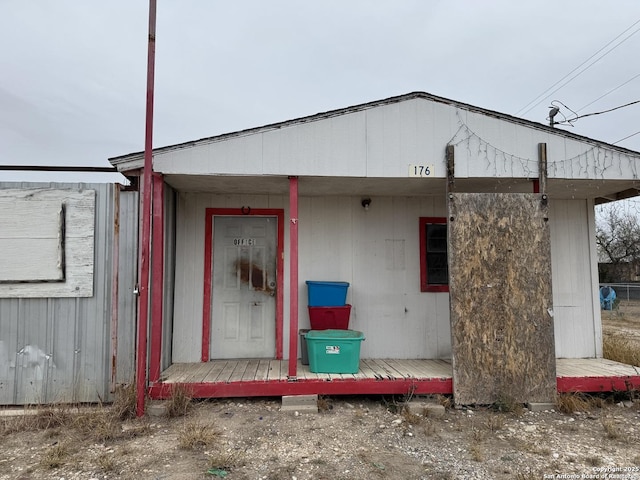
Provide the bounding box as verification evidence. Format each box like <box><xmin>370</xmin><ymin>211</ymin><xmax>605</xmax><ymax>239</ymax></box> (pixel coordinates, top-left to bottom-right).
<box><xmin>577</xmin><ymin>72</ymin><xmax>640</xmax><ymax>112</ymax></box>
<box><xmin>554</xmin><ymin>99</ymin><xmax>640</xmax><ymax>126</ymax></box>
<box><xmin>515</xmin><ymin>18</ymin><xmax>640</xmax><ymax>117</ymax></box>
<box><xmin>613</xmin><ymin>130</ymin><xmax>640</xmax><ymax>145</ymax></box>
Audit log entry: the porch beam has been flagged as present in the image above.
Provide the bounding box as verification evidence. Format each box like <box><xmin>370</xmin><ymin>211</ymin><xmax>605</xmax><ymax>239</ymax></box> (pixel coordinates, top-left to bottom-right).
<box><xmin>149</xmin><ymin>173</ymin><xmax>164</xmax><ymax>383</ymax></box>
<box><xmin>288</xmin><ymin>176</ymin><xmax>299</xmax><ymax>379</ymax></box>
<box><xmin>148</xmin><ymin>377</ymin><xmax>454</xmax><ymax>399</ymax></box>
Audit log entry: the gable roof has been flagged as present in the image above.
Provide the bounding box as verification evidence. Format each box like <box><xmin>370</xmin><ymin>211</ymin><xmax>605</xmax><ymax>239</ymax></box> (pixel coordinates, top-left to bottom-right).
<box><xmin>109</xmin><ymin>91</ymin><xmax>640</xmax><ymax>168</ymax></box>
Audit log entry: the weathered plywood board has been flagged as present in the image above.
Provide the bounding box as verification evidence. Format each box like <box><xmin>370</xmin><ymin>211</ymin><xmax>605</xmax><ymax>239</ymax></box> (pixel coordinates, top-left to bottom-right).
<box><xmin>0</xmin><ymin>188</ymin><xmax>95</xmax><ymax>298</ymax></box>
<box><xmin>0</xmin><ymin>199</ymin><xmax>64</xmax><ymax>282</ymax></box>
<box><xmin>448</xmin><ymin>193</ymin><xmax>556</xmax><ymax>405</ymax></box>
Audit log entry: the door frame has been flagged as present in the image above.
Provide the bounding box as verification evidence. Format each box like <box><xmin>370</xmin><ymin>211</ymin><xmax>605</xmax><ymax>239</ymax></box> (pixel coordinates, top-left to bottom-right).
<box><xmin>201</xmin><ymin>208</ymin><xmax>285</xmax><ymax>362</ymax></box>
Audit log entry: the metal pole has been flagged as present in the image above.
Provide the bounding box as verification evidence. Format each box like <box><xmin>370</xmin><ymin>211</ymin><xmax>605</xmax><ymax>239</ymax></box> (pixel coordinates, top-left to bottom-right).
<box><xmin>136</xmin><ymin>0</ymin><xmax>157</xmax><ymax>417</ymax></box>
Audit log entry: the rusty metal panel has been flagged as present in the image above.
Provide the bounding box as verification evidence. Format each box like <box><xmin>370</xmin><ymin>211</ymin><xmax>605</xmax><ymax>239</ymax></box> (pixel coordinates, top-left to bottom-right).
<box><xmin>448</xmin><ymin>193</ymin><xmax>556</xmax><ymax>405</ymax></box>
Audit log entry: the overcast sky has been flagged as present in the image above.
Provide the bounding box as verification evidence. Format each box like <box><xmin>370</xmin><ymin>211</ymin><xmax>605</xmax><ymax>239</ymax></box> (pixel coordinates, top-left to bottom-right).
<box><xmin>1</xmin><ymin>1</ymin><xmax>640</xmax><ymax>183</ymax></box>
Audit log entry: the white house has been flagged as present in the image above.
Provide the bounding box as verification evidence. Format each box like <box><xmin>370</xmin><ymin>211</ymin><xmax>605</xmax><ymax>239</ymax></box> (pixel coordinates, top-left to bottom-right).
<box><xmin>108</xmin><ymin>91</ymin><xmax>640</xmax><ymax>405</ymax></box>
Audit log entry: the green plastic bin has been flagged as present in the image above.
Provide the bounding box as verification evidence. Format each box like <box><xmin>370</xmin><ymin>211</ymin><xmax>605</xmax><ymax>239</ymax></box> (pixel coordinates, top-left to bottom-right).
<box><xmin>305</xmin><ymin>329</ymin><xmax>365</xmax><ymax>374</ymax></box>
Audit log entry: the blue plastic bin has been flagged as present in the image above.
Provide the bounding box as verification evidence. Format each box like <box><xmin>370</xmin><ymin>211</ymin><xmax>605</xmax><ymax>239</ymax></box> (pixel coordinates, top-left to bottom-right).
<box><xmin>306</xmin><ymin>281</ymin><xmax>350</xmax><ymax>307</ymax></box>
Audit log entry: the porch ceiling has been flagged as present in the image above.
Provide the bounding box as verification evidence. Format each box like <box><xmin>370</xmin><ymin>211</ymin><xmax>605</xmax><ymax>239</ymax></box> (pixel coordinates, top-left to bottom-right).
<box><xmin>163</xmin><ymin>174</ymin><xmax>639</xmax><ymax>201</ymax></box>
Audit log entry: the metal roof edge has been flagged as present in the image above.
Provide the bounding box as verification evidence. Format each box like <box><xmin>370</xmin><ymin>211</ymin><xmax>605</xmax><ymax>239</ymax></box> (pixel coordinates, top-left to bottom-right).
<box><xmin>108</xmin><ymin>91</ymin><xmax>640</xmax><ymax>166</ymax></box>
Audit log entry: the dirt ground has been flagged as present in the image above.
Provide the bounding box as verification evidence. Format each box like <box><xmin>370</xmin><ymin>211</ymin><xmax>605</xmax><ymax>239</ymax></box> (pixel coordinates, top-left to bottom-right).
<box><xmin>1</xmin><ymin>305</ymin><xmax>639</xmax><ymax>480</ymax></box>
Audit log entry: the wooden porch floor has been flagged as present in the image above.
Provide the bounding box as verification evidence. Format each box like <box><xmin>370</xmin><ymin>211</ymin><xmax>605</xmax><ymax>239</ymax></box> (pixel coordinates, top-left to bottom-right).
<box><xmin>159</xmin><ymin>358</ymin><xmax>453</xmax><ymax>384</ymax></box>
<box><xmin>150</xmin><ymin>357</ymin><xmax>640</xmax><ymax>399</ymax></box>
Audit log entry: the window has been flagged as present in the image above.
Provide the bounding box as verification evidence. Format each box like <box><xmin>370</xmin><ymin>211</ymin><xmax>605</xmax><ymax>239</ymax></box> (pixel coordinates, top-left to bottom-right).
<box><xmin>419</xmin><ymin>217</ymin><xmax>449</xmax><ymax>292</ymax></box>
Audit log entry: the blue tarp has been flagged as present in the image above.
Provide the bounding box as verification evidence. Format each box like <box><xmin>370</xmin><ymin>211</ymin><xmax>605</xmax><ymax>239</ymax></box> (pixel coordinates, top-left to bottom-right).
<box><xmin>599</xmin><ymin>286</ymin><xmax>616</xmax><ymax>310</ymax></box>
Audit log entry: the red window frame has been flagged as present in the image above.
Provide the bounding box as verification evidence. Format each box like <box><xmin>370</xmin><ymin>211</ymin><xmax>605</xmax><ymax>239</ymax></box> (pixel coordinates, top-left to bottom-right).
<box><xmin>419</xmin><ymin>217</ymin><xmax>449</xmax><ymax>292</ymax></box>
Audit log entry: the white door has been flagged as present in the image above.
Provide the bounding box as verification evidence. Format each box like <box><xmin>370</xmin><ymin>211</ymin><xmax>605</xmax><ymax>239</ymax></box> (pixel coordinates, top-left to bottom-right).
<box><xmin>210</xmin><ymin>216</ymin><xmax>277</xmax><ymax>359</ymax></box>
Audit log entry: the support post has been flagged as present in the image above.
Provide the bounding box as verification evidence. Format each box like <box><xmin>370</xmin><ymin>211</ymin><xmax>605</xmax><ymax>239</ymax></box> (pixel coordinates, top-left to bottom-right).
<box><xmin>110</xmin><ymin>184</ymin><xmax>121</xmax><ymax>392</ymax></box>
<box><xmin>136</xmin><ymin>0</ymin><xmax>157</xmax><ymax>417</ymax></box>
<box><xmin>149</xmin><ymin>173</ymin><xmax>164</xmax><ymax>383</ymax></box>
<box><xmin>538</xmin><ymin>143</ymin><xmax>548</xmax><ymax>195</ymax></box>
<box><xmin>288</xmin><ymin>176</ymin><xmax>299</xmax><ymax>379</ymax></box>
<box><xmin>446</xmin><ymin>145</ymin><xmax>455</xmax><ymax>193</ymax></box>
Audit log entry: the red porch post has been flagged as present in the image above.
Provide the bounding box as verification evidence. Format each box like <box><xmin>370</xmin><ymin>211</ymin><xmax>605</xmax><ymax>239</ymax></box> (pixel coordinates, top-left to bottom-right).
<box><xmin>149</xmin><ymin>173</ymin><xmax>164</xmax><ymax>383</ymax></box>
<box><xmin>136</xmin><ymin>0</ymin><xmax>157</xmax><ymax>417</ymax></box>
<box><xmin>288</xmin><ymin>176</ymin><xmax>299</xmax><ymax>379</ymax></box>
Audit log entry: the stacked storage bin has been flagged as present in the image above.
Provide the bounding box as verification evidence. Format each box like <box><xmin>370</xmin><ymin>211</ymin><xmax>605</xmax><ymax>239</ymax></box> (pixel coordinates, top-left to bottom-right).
<box><xmin>306</xmin><ymin>281</ymin><xmax>351</xmax><ymax>329</ymax></box>
<box><xmin>302</xmin><ymin>281</ymin><xmax>364</xmax><ymax>374</ymax></box>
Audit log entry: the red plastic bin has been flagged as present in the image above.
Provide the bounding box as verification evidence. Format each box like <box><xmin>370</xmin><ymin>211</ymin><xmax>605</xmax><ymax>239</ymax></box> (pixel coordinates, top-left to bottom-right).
<box><xmin>308</xmin><ymin>305</ymin><xmax>351</xmax><ymax>330</ymax></box>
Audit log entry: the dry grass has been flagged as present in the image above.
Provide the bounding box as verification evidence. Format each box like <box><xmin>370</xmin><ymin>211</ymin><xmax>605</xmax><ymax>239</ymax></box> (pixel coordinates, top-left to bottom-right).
<box><xmin>469</xmin><ymin>443</ymin><xmax>484</xmax><ymax>462</ymax></box>
<box><xmin>484</xmin><ymin>413</ymin><xmax>505</xmax><ymax>432</ymax></box>
<box><xmin>585</xmin><ymin>455</ymin><xmax>603</xmax><ymax>467</ymax></box>
<box><xmin>601</xmin><ymin>417</ymin><xmax>621</xmax><ymax>440</ymax></box>
<box><xmin>556</xmin><ymin>393</ymin><xmax>602</xmax><ymax>414</ymax></box>
<box><xmin>40</xmin><ymin>443</ymin><xmax>70</xmax><ymax>470</ymax></box>
<box><xmin>317</xmin><ymin>396</ymin><xmax>331</xmax><ymax>412</ymax></box>
<box><xmin>96</xmin><ymin>452</ymin><xmax>118</xmax><ymax>472</ymax></box>
<box><xmin>111</xmin><ymin>383</ymin><xmax>137</xmax><ymax>420</ymax></box>
<box><xmin>177</xmin><ymin>420</ymin><xmax>220</xmax><ymax>450</ymax></box>
<box><xmin>401</xmin><ymin>407</ymin><xmax>423</xmax><ymax>426</ymax></box>
<box><xmin>165</xmin><ymin>384</ymin><xmax>193</xmax><ymax>418</ymax></box>
<box><xmin>603</xmin><ymin>334</ymin><xmax>640</xmax><ymax>367</ymax></box>
<box><xmin>207</xmin><ymin>449</ymin><xmax>245</xmax><ymax>470</ymax></box>
<box><xmin>422</xmin><ymin>418</ymin><xmax>438</xmax><ymax>437</ymax></box>
<box><xmin>435</xmin><ymin>394</ymin><xmax>453</xmax><ymax>409</ymax></box>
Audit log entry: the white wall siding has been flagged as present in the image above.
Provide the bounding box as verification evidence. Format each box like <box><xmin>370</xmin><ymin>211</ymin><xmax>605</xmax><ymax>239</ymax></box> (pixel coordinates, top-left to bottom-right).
<box><xmin>173</xmin><ymin>192</ymin><xmax>451</xmax><ymax>361</ymax></box>
<box><xmin>549</xmin><ymin>199</ymin><xmax>600</xmax><ymax>357</ymax></box>
<box><xmin>153</xmin><ymin>96</ymin><xmax>640</xmax><ymax>185</ymax></box>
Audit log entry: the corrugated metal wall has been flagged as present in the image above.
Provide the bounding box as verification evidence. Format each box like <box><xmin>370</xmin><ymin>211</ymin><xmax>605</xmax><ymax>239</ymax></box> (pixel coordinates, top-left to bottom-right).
<box><xmin>0</xmin><ymin>182</ymin><xmax>138</xmax><ymax>405</ymax></box>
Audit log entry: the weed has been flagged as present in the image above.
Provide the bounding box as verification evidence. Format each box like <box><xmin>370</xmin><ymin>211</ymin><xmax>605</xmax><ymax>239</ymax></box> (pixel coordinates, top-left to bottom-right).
<box><xmin>435</xmin><ymin>394</ymin><xmax>453</xmax><ymax>409</ymax></box>
<box><xmin>603</xmin><ymin>334</ymin><xmax>640</xmax><ymax>366</ymax></box>
<box><xmin>515</xmin><ymin>467</ymin><xmax>540</xmax><ymax>480</ymax></box>
<box><xmin>111</xmin><ymin>383</ymin><xmax>137</xmax><ymax>420</ymax></box>
<box><xmin>601</xmin><ymin>417</ymin><xmax>621</xmax><ymax>440</ymax></box>
<box><xmin>401</xmin><ymin>407</ymin><xmax>423</xmax><ymax>426</ymax></box>
<box><xmin>469</xmin><ymin>443</ymin><xmax>484</xmax><ymax>462</ymax></box>
<box><xmin>74</xmin><ymin>410</ymin><xmax>121</xmax><ymax>442</ymax></box>
<box><xmin>514</xmin><ymin>439</ymin><xmax>550</xmax><ymax>456</ymax></box>
<box><xmin>166</xmin><ymin>384</ymin><xmax>193</xmax><ymax>418</ymax></box>
<box><xmin>317</xmin><ymin>395</ymin><xmax>332</xmax><ymax>412</ymax></box>
<box><xmin>177</xmin><ymin>420</ymin><xmax>219</xmax><ymax>449</ymax></box>
<box><xmin>422</xmin><ymin>418</ymin><xmax>438</xmax><ymax>437</ymax></box>
<box><xmin>207</xmin><ymin>449</ymin><xmax>245</xmax><ymax>470</ymax></box>
<box><xmin>484</xmin><ymin>413</ymin><xmax>505</xmax><ymax>432</ymax></box>
<box><xmin>555</xmin><ymin>392</ymin><xmax>593</xmax><ymax>414</ymax></box>
<box><xmin>40</xmin><ymin>443</ymin><xmax>69</xmax><ymax>470</ymax></box>
<box><xmin>585</xmin><ymin>456</ymin><xmax>603</xmax><ymax>467</ymax></box>
<box><xmin>469</xmin><ymin>420</ymin><xmax>486</xmax><ymax>442</ymax></box>
<box><xmin>96</xmin><ymin>452</ymin><xmax>117</xmax><ymax>472</ymax></box>
<box><xmin>633</xmin><ymin>455</ymin><xmax>640</xmax><ymax>466</ymax></box>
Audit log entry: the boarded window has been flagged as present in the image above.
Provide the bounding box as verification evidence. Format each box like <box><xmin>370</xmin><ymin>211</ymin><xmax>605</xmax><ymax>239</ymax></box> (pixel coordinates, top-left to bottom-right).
<box><xmin>0</xmin><ymin>201</ymin><xmax>65</xmax><ymax>283</ymax></box>
<box><xmin>419</xmin><ymin>217</ymin><xmax>448</xmax><ymax>292</ymax></box>
<box><xmin>0</xmin><ymin>188</ymin><xmax>95</xmax><ymax>298</ymax></box>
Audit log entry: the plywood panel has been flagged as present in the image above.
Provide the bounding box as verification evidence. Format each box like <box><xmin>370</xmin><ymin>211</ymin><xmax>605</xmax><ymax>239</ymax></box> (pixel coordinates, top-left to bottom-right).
<box><xmin>448</xmin><ymin>193</ymin><xmax>556</xmax><ymax>404</ymax></box>
<box><xmin>0</xmin><ymin>188</ymin><xmax>95</xmax><ymax>297</ymax></box>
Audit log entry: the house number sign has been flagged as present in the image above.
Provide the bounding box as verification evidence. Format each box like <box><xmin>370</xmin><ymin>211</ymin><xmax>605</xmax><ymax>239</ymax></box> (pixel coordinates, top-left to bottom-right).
<box><xmin>233</xmin><ymin>238</ymin><xmax>256</xmax><ymax>246</ymax></box>
<box><xmin>408</xmin><ymin>164</ymin><xmax>435</xmax><ymax>177</ymax></box>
